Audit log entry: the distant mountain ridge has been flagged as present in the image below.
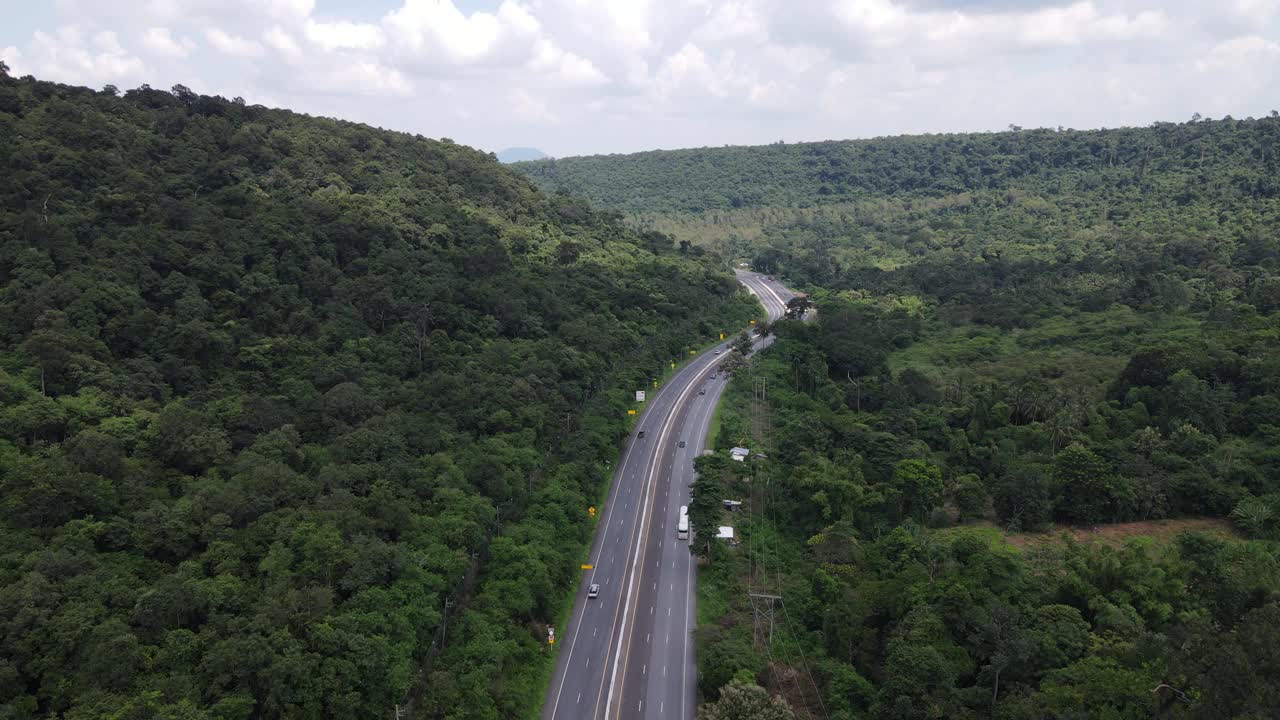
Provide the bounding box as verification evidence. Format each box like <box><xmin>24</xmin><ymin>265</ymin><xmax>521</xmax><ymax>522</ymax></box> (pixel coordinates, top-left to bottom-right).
<box><xmin>509</xmin><ymin>118</ymin><xmax>1280</xmax><ymax>214</ymax></box>
<box><xmin>497</xmin><ymin>146</ymin><xmax>548</xmax><ymax>163</ymax></box>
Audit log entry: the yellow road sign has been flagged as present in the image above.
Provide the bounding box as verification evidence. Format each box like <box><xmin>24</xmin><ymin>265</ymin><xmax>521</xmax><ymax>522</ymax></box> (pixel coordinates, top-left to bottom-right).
<box><xmin>580</xmin><ymin>564</ymin><xmax>593</xmax><ymax>569</ymax></box>
<box><xmin>588</xmin><ymin>506</ymin><xmax>596</xmax><ymax>517</ymax></box>
<box><xmin>670</xmin><ymin>362</ymin><xmax>676</xmax><ymax>369</ymax></box>
<box><xmin>653</xmin><ymin>380</ymin><xmax>658</xmax><ymax>388</ymax></box>
<box><xmin>720</xmin><ymin>333</ymin><xmax>725</xmax><ymax>339</ymax></box>
<box><xmin>627</xmin><ymin>409</ymin><xmax>636</xmax><ymax>415</ymax></box>
<box><xmin>750</xmin><ymin>319</ymin><xmax>756</xmax><ymax>324</ymax></box>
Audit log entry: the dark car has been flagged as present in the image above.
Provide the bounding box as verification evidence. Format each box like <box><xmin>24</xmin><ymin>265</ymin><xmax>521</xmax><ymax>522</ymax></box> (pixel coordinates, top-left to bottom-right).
<box><xmin>678</xmin><ymin>440</ymin><xmax>686</xmax><ymax>448</ymax></box>
<box><xmin>699</xmin><ymin>388</ymin><xmax>706</xmax><ymax>395</ymax></box>
<box><xmin>638</xmin><ymin>430</ymin><xmax>645</xmax><ymax>438</ymax></box>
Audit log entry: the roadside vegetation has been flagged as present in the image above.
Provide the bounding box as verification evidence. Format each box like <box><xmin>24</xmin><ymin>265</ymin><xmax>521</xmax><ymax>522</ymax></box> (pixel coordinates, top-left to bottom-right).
<box><xmin>535</xmin><ymin>119</ymin><xmax>1280</xmax><ymax>718</ymax></box>
<box><xmin>693</xmin><ymin>315</ymin><xmax>1279</xmax><ymax>719</ymax></box>
<box><xmin>0</xmin><ymin>68</ymin><xmax>759</xmax><ymax>719</ymax></box>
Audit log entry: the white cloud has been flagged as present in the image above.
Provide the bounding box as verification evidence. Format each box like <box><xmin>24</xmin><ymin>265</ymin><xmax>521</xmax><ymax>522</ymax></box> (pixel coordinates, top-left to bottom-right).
<box><xmin>141</xmin><ymin>27</ymin><xmax>194</xmax><ymax>58</ymax></box>
<box><xmin>304</xmin><ymin>19</ymin><xmax>383</xmax><ymax>51</ymax></box>
<box><xmin>528</xmin><ymin>39</ymin><xmax>608</xmax><ymax>85</ymax></box>
<box><xmin>511</xmin><ymin>87</ymin><xmax>557</xmax><ymax>122</ymax></box>
<box><xmin>205</xmin><ymin>28</ymin><xmax>264</xmax><ymax>58</ymax></box>
<box><xmin>652</xmin><ymin>43</ymin><xmax>729</xmax><ymax>100</ymax></box>
<box><xmin>383</xmin><ymin>0</ymin><xmax>542</xmax><ymax>68</ymax></box>
<box><xmin>2</xmin><ymin>46</ymin><xmax>22</xmax><ymax>72</ymax></box>
<box><xmin>4</xmin><ymin>0</ymin><xmax>1279</xmax><ymax>155</ymax></box>
<box><xmin>21</xmin><ymin>26</ymin><xmax>145</xmax><ymax>84</ymax></box>
<box><xmin>1230</xmin><ymin>0</ymin><xmax>1280</xmax><ymax>26</ymax></box>
<box><xmin>263</xmin><ymin>26</ymin><xmax>303</xmax><ymax>62</ymax></box>
<box><xmin>314</xmin><ymin>60</ymin><xmax>413</xmax><ymax>97</ymax></box>
<box><xmin>1195</xmin><ymin>34</ymin><xmax>1280</xmax><ymax>73</ymax></box>
<box><xmin>829</xmin><ymin>0</ymin><xmax>1168</xmax><ymax>63</ymax></box>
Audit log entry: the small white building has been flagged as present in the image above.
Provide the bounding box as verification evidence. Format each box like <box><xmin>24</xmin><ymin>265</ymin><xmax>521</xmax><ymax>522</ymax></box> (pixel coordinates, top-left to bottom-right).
<box><xmin>729</xmin><ymin>447</ymin><xmax>750</xmax><ymax>462</ymax></box>
<box><xmin>716</xmin><ymin>526</ymin><xmax>735</xmax><ymax>541</ymax></box>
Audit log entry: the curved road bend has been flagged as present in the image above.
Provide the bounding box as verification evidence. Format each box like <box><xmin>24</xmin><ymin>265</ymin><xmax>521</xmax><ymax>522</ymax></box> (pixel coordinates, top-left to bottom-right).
<box><xmin>542</xmin><ymin>272</ymin><xmax>794</xmax><ymax>720</ymax></box>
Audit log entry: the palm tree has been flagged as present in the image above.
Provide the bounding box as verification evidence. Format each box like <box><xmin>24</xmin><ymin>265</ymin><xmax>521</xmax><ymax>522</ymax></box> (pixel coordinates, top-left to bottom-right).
<box><xmin>1230</xmin><ymin>496</ymin><xmax>1275</xmax><ymax>537</ymax></box>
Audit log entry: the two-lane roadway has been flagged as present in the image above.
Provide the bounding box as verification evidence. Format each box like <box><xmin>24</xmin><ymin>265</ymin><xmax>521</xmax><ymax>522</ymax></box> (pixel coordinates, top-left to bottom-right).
<box><xmin>543</xmin><ymin>271</ymin><xmax>795</xmax><ymax>720</ymax></box>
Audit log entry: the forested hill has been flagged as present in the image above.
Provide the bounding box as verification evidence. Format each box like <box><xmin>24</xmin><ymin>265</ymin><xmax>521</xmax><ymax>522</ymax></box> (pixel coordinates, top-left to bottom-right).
<box><xmin>514</xmin><ymin>116</ymin><xmax>1280</xmax><ymax>214</ymax></box>
<box><xmin>566</xmin><ymin>114</ymin><xmax>1280</xmax><ymax>716</ymax></box>
<box><xmin>0</xmin><ymin>68</ymin><xmax>755</xmax><ymax>719</ymax></box>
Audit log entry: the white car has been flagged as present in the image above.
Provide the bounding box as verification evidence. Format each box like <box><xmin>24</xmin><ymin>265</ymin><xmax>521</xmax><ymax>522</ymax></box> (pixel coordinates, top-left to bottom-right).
<box><xmin>588</xmin><ymin>583</ymin><xmax>600</xmax><ymax>599</ymax></box>
<box><xmin>714</xmin><ymin>349</ymin><xmax>721</xmax><ymax>355</ymax></box>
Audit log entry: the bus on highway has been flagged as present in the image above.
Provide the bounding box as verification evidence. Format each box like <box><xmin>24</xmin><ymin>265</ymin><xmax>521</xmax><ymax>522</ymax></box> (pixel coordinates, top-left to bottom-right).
<box><xmin>677</xmin><ymin>505</ymin><xmax>689</xmax><ymax>540</ymax></box>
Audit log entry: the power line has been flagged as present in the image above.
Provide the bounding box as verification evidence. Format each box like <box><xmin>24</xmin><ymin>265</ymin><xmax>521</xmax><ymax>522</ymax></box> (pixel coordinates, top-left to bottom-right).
<box><xmin>761</xmin><ymin>627</ymin><xmax>814</xmax><ymax>720</ymax></box>
<box><xmin>780</xmin><ymin>601</ymin><xmax>830</xmax><ymax>720</ymax></box>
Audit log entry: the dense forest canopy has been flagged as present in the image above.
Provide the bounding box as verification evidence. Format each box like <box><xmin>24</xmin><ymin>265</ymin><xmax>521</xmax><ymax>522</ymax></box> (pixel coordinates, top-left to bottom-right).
<box><xmin>534</xmin><ymin>119</ymin><xmax>1280</xmax><ymax>716</ymax></box>
<box><xmin>0</xmin><ymin>67</ymin><xmax>757</xmax><ymax>719</ymax></box>
<box><xmin>696</xmin><ymin>323</ymin><xmax>1280</xmax><ymax>719</ymax></box>
<box><xmin>515</xmin><ymin>116</ymin><xmax>1280</xmax><ymax>215</ymax></box>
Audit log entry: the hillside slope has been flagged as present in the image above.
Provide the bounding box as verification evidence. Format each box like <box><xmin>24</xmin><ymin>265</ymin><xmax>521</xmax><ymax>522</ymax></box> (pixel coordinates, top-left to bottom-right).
<box><xmin>521</xmin><ymin>118</ymin><xmax>1280</xmax><ymax>717</ymax></box>
<box><xmin>0</xmin><ymin>70</ymin><xmax>755</xmax><ymax>719</ymax></box>
<box><xmin>515</xmin><ymin>118</ymin><xmax>1280</xmax><ymax>214</ymax></box>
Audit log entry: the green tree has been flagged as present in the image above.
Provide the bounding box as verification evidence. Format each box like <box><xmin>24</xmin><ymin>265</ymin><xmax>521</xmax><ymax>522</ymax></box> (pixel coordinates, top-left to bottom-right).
<box><xmin>1052</xmin><ymin>443</ymin><xmax>1130</xmax><ymax>524</ymax></box>
<box><xmin>888</xmin><ymin>459</ymin><xmax>943</xmax><ymax>522</ymax></box>
<box><xmin>699</xmin><ymin>680</ymin><xmax>794</xmax><ymax>720</ymax></box>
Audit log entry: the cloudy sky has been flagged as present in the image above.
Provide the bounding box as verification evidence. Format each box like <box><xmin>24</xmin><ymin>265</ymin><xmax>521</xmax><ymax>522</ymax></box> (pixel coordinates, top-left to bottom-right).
<box><xmin>2</xmin><ymin>0</ymin><xmax>1278</xmax><ymax>156</ymax></box>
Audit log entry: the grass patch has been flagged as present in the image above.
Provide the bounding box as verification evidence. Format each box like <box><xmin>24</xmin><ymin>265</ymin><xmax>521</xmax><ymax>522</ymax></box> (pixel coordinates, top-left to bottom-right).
<box><xmin>888</xmin><ymin>306</ymin><xmax>1204</xmax><ymax>389</ymax></box>
<box><xmin>705</xmin><ymin>399</ymin><xmax>724</xmax><ymax>449</ymax></box>
<box><xmin>697</xmin><ymin>557</ymin><xmax>735</xmax><ymax>627</ymax></box>
<box><xmin>997</xmin><ymin>517</ymin><xmax>1241</xmax><ymax>550</ymax></box>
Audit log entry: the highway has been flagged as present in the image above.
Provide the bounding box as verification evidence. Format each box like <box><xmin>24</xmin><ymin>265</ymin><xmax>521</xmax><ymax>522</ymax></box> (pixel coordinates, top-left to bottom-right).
<box><xmin>542</xmin><ymin>270</ymin><xmax>795</xmax><ymax>720</ymax></box>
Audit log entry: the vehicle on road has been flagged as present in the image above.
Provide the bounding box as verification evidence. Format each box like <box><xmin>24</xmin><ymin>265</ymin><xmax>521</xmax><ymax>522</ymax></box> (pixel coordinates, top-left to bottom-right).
<box><xmin>710</xmin><ymin>373</ymin><xmax>717</xmax><ymax>379</ymax></box>
<box><xmin>714</xmin><ymin>349</ymin><xmax>721</xmax><ymax>354</ymax></box>
<box><xmin>677</xmin><ymin>506</ymin><xmax>689</xmax><ymax>540</ymax></box>
<box><xmin>699</xmin><ymin>388</ymin><xmax>706</xmax><ymax>395</ymax></box>
<box><xmin>587</xmin><ymin>583</ymin><xmax>600</xmax><ymax>599</ymax></box>
<box><xmin>678</xmin><ymin>440</ymin><xmax>686</xmax><ymax>448</ymax></box>
<box><xmin>638</xmin><ymin>430</ymin><xmax>645</xmax><ymax>438</ymax></box>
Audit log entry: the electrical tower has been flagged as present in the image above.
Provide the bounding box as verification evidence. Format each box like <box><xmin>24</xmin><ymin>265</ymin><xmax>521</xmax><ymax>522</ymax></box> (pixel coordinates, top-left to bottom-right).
<box><xmin>748</xmin><ymin>591</ymin><xmax>782</xmax><ymax>648</ymax></box>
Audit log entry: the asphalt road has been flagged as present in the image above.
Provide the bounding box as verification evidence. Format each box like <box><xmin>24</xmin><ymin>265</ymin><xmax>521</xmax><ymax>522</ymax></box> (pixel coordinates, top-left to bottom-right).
<box><xmin>542</xmin><ymin>271</ymin><xmax>794</xmax><ymax>720</ymax></box>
